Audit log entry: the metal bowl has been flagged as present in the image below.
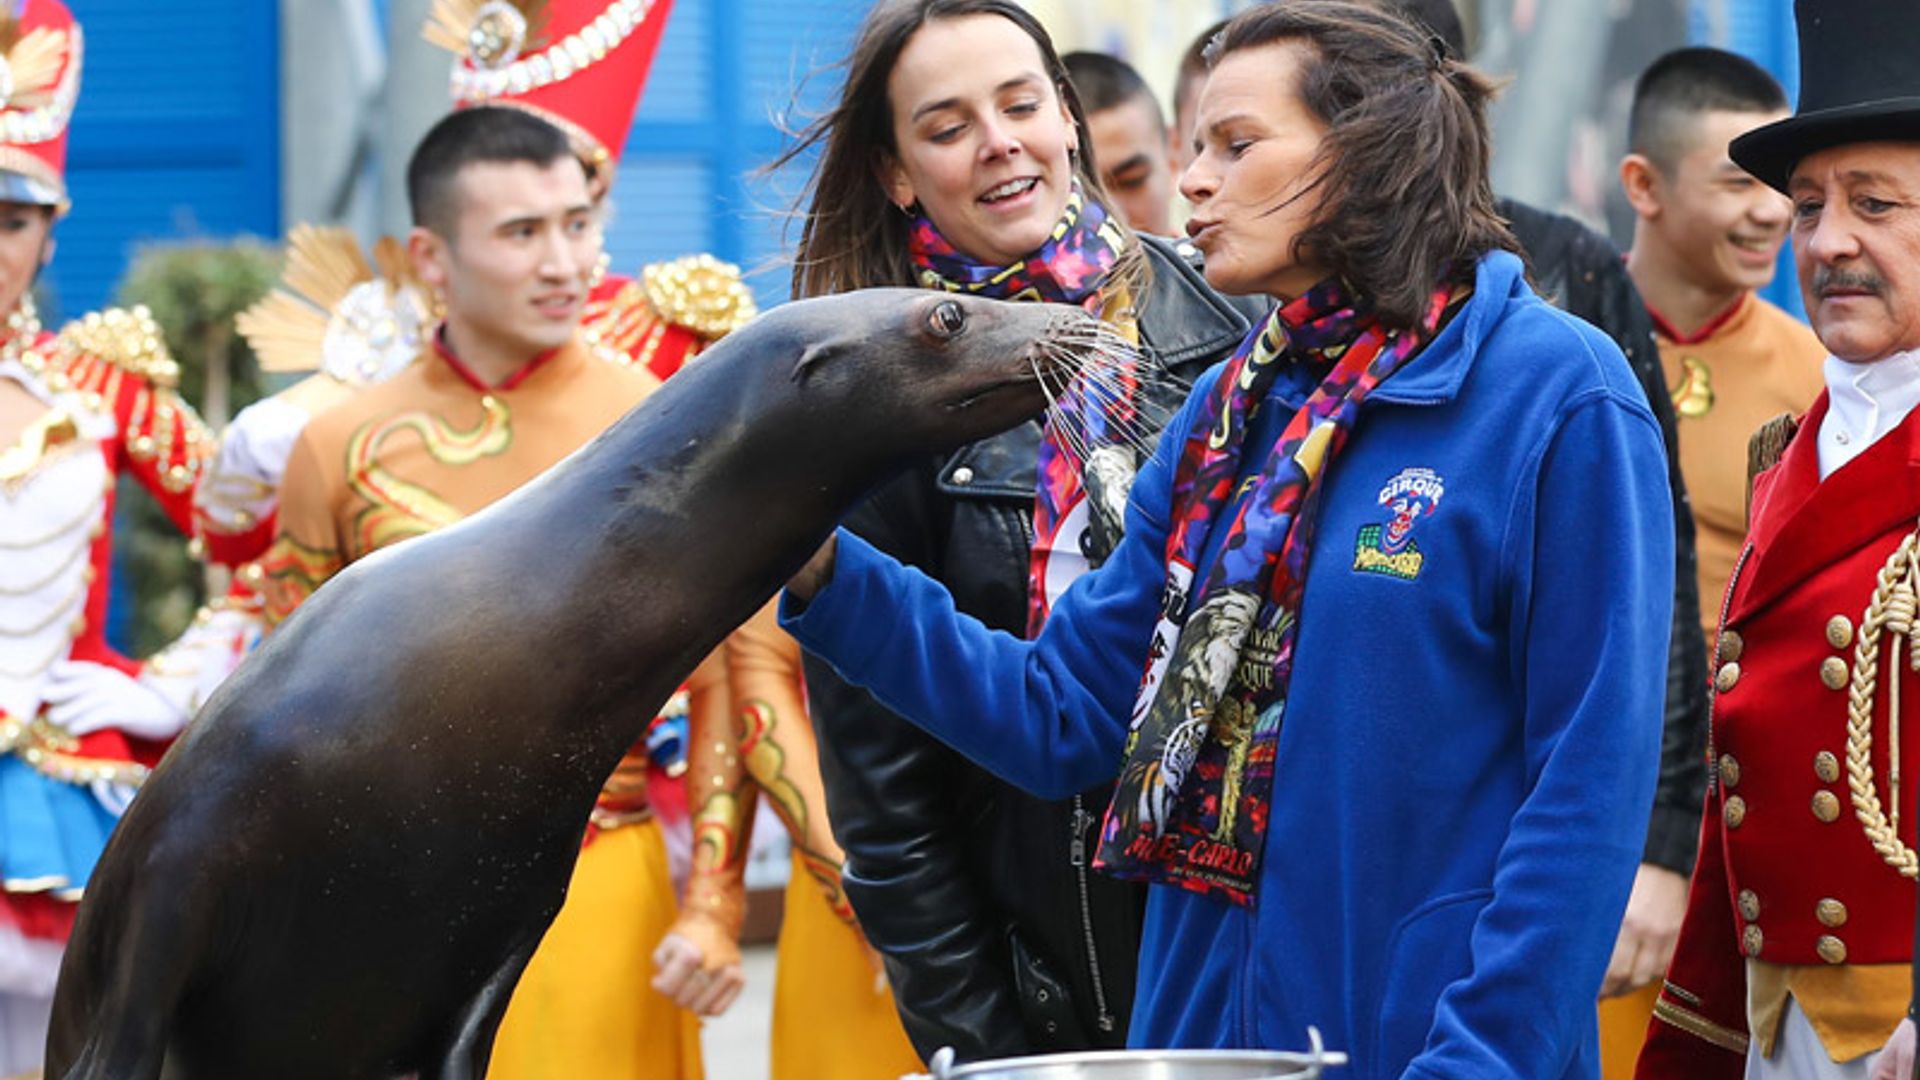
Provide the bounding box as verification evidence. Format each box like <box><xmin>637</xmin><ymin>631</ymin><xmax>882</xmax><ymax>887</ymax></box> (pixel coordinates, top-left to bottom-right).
<box><xmin>905</xmin><ymin>1028</ymin><xmax>1347</xmax><ymax>1080</ymax></box>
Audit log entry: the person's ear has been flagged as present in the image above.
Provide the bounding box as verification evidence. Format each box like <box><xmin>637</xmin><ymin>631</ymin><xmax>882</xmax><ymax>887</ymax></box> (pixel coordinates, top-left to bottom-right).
<box><xmin>408</xmin><ymin>226</ymin><xmax>451</xmax><ymax>299</ymax></box>
<box><xmin>876</xmin><ymin>153</ymin><xmax>916</xmax><ymax>214</ymax></box>
<box><xmin>1620</xmin><ymin>153</ymin><xmax>1664</xmax><ymax>221</ymax></box>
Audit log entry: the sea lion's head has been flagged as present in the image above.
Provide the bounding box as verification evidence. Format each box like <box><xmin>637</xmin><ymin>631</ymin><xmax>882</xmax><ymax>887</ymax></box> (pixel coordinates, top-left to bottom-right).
<box><xmin>627</xmin><ymin>287</ymin><xmax>1142</xmax><ymax>525</ymax></box>
<box><xmin>774</xmin><ymin>288</ymin><xmax>1115</xmax><ymax>452</ymax></box>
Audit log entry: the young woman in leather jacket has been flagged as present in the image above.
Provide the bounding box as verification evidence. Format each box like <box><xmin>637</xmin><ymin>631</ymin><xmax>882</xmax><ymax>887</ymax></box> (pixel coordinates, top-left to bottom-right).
<box><xmin>770</xmin><ymin>0</ymin><xmax>1259</xmax><ymax>1060</ymax></box>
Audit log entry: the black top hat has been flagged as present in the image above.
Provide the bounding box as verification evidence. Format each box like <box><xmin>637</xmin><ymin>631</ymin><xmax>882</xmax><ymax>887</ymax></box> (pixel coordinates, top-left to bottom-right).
<box><xmin>1731</xmin><ymin>0</ymin><xmax>1920</xmax><ymax>192</ymax></box>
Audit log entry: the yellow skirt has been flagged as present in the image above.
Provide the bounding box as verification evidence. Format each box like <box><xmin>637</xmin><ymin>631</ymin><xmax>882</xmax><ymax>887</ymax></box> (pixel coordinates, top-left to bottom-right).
<box><xmin>772</xmin><ymin>854</ymin><xmax>924</xmax><ymax>1080</ymax></box>
<box><xmin>1599</xmin><ymin>982</ymin><xmax>1659</xmax><ymax>1080</ymax></box>
<box><xmin>488</xmin><ymin>820</ymin><xmax>703</xmax><ymax>1080</ymax></box>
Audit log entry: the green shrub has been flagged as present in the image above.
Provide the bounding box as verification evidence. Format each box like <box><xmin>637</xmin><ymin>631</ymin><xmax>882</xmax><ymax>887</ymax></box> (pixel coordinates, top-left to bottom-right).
<box><xmin>110</xmin><ymin>238</ymin><xmax>281</xmax><ymax>656</ymax></box>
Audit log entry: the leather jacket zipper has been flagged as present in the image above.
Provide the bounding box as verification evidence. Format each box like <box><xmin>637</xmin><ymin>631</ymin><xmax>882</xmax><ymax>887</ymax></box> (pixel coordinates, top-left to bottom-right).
<box><xmin>1070</xmin><ymin>795</ymin><xmax>1117</xmax><ymax>1033</ymax></box>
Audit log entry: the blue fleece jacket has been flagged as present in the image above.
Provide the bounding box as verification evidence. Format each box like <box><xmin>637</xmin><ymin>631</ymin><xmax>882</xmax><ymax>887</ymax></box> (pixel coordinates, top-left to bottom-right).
<box><xmin>782</xmin><ymin>251</ymin><xmax>1672</xmax><ymax>1080</ymax></box>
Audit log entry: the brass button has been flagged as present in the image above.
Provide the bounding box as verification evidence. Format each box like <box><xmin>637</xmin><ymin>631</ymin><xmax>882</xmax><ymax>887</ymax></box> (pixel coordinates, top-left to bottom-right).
<box><xmin>1725</xmin><ymin>795</ymin><xmax>1747</xmax><ymax>828</ymax></box>
<box><xmin>1720</xmin><ymin>754</ymin><xmax>1742</xmax><ymax>789</ymax></box>
<box><xmin>1817</xmin><ymin>898</ymin><xmax>1848</xmax><ymax>927</ymax></box>
<box><xmin>1812</xmin><ymin>790</ymin><xmax>1841</xmax><ymax>823</ymax></box>
<box><xmin>1821</xmin><ymin>656</ymin><xmax>1849</xmax><ymax>690</ymax></box>
<box><xmin>1743</xmin><ymin>924</ymin><xmax>1765</xmax><ymax>957</ymax></box>
<box><xmin>1816</xmin><ymin>935</ymin><xmax>1847</xmax><ymax>964</ymax></box>
<box><xmin>1738</xmin><ymin>889</ymin><xmax>1761</xmax><ymax>920</ymax></box>
<box><xmin>1827</xmin><ymin>615</ymin><xmax>1855</xmax><ymax>650</ymax></box>
<box><xmin>1815</xmin><ymin>751</ymin><xmax>1841</xmax><ymax>783</ymax></box>
<box><xmin>1716</xmin><ymin>662</ymin><xmax>1742</xmax><ymax>693</ymax></box>
<box><xmin>1719</xmin><ymin>629</ymin><xmax>1745</xmax><ymax>664</ymax></box>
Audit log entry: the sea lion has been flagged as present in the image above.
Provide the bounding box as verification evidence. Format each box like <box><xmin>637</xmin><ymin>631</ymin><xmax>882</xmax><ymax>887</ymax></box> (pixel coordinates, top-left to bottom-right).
<box><xmin>46</xmin><ymin>289</ymin><xmax>1120</xmax><ymax>1080</ymax></box>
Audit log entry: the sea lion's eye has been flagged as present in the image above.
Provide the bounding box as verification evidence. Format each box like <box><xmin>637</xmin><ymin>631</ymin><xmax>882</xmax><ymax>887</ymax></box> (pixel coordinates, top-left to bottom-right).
<box><xmin>930</xmin><ymin>300</ymin><xmax>967</xmax><ymax>338</ymax></box>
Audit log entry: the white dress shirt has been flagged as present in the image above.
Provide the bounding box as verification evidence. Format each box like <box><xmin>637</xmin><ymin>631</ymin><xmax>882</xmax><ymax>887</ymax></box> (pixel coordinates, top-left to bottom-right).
<box><xmin>1818</xmin><ymin>347</ymin><xmax>1920</xmax><ymax>479</ymax></box>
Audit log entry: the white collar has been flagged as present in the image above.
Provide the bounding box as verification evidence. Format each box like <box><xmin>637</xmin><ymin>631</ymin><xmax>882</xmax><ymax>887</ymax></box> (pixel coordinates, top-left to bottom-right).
<box><xmin>1818</xmin><ymin>347</ymin><xmax>1920</xmax><ymax>478</ymax></box>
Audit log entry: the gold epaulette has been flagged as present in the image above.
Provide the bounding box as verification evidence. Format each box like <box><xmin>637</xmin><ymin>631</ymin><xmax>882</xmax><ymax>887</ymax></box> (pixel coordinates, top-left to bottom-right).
<box><xmin>54</xmin><ymin>306</ymin><xmax>180</xmax><ymax>389</ymax></box>
<box><xmin>1746</xmin><ymin>411</ymin><xmax>1800</xmax><ymax>526</ymax></box>
<box><xmin>640</xmin><ymin>255</ymin><xmax>758</xmax><ymax>342</ymax></box>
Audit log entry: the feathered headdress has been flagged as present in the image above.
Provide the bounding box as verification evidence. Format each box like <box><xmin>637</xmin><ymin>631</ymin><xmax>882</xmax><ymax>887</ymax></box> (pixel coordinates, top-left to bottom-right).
<box><xmin>235</xmin><ymin>225</ymin><xmax>432</xmax><ymax>386</ymax></box>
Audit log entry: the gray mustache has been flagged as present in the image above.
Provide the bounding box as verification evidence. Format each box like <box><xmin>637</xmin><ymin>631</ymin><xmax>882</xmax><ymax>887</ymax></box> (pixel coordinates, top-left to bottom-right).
<box><xmin>1814</xmin><ymin>267</ymin><xmax>1885</xmax><ymax>294</ymax></box>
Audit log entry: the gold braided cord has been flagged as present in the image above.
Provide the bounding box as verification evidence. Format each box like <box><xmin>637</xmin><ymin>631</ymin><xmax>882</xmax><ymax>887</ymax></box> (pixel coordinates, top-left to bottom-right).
<box><xmin>1845</xmin><ymin>521</ymin><xmax>1920</xmax><ymax>879</ymax></box>
<box><xmin>1651</xmin><ymin>997</ymin><xmax>1750</xmax><ymax>1055</ymax></box>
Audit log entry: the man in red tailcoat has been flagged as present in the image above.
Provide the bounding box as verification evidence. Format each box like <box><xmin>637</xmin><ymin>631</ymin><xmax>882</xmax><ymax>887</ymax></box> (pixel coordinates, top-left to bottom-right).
<box><xmin>1637</xmin><ymin>2</ymin><xmax>1920</xmax><ymax>1078</ymax></box>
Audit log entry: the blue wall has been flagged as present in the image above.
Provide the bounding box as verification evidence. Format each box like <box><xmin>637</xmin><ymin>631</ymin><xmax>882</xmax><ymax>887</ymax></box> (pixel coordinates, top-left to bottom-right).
<box><xmin>50</xmin><ymin>0</ymin><xmax>281</xmax><ymax>321</ymax></box>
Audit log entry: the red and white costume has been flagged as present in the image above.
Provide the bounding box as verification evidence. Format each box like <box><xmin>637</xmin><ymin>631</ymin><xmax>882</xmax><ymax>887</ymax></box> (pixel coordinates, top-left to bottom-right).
<box><xmin>0</xmin><ymin>3</ymin><xmax>219</xmax><ymax>1067</ymax></box>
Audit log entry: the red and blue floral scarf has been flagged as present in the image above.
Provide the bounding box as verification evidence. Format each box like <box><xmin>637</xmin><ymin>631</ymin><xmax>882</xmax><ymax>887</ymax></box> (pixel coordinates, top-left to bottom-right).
<box><xmin>1094</xmin><ymin>277</ymin><xmax>1456</xmax><ymax>904</ymax></box>
<box><xmin>908</xmin><ymin>181</ymin><xmax>1138</xmax><ymax>635</ymax></box>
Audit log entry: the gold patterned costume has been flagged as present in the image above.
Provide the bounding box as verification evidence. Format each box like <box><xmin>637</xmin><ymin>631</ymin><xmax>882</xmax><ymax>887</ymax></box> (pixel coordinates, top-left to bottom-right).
<box><xmin>684</xmin><ymin>602</ymin><xmax>923</xmax><ymax>1078</ymax></box>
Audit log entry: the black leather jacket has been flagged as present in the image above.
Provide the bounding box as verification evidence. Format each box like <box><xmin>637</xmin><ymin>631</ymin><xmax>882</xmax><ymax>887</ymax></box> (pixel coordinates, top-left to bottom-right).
<box><xmin>804</xmin><ymin>234</ymin><xmax>1262</xmax><ymax>1062</ymax></box>
<box><xmin>1500</xmin><ymin>197</ymin><xmax>1710</xmax><ymax>874</ymax></box>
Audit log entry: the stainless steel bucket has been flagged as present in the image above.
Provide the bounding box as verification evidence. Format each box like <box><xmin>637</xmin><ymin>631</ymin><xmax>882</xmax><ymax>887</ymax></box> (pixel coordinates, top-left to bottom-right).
<box><xmin>903</xmin><ymin>1028</ymin><xmax>1347</xmax><ymax>1080</ymax></box>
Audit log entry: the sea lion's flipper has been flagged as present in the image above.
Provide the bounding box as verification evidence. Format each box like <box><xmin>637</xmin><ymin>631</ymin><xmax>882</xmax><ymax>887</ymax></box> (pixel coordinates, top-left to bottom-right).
<box><xmin>424</xmin><ymin>932</ymin><xmax>544</xmax><ymax>1080</ymax></box>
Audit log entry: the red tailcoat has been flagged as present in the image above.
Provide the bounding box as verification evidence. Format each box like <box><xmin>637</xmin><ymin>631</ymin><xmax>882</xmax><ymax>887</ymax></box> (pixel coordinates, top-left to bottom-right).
<box><xmin>1639</xmin><ymin>394</ymin><xmax>1920</xmax><ymax>1077</ymax></box>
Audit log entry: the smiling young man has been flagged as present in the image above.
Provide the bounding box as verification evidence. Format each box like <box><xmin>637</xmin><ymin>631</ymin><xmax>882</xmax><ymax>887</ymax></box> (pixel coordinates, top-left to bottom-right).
<box><xmin>261</xmin><ymin>106</ymin><xmax>708</xmax><ymax>1079</ymax></box>
<box><xmin>1623</xmin><ymin>47</ymin><xmax>1824</xmax><ymax>652</ymax></box>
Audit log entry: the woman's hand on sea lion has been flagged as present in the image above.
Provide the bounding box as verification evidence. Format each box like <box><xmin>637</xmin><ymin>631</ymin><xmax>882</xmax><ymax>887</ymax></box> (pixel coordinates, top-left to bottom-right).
<box><xmin>651</xmin><ymin>924</ymin><xmax>746</xmax><ymax>1016</ymax></box>
<box><xmin>785</xmin><ymin>534</ymin><xmax>839</xmax><ymax>604</ymax></box>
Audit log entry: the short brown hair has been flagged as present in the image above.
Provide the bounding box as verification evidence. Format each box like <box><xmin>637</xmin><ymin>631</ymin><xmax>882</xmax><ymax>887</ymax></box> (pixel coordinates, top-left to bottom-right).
<box><xmin>1211</xmin><ymin>1</ymin><xmax>1516</xmax><ymax>329</ymax></box>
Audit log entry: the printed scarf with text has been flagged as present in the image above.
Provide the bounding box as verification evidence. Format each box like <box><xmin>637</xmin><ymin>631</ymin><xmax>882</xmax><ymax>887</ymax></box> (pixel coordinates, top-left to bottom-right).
<box><xmin>1094</xmin><ymin>276</ymin><xmax>1455</xmax><ymax>904</ymax></box>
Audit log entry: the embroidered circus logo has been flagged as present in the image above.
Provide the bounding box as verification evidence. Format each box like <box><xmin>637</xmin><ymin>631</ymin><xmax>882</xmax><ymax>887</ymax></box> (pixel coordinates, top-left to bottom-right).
<box><xmin>1353</xmin><ymin>467</ymin><xmax>1444</xmax><ymax>581</ymax></box>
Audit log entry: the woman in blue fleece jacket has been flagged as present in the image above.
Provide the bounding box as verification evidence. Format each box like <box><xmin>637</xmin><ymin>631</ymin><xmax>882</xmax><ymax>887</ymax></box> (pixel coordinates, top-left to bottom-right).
<box><xmin>784</xmin><ymin>5</ymin><xmax>1674</xmax><ymax>1078</ymax></box>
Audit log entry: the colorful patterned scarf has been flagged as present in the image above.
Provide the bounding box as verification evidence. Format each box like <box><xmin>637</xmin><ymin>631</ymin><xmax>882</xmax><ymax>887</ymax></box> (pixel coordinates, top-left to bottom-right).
<box><xmin>1094</xmin><ymin>277</ymin><xmax>1456</xmax><ymax>904</ymax></box>
<box><xmin>908</xmin><ymin>181</ymin><xmax>1139</xmax><ymax>635</ymax></box>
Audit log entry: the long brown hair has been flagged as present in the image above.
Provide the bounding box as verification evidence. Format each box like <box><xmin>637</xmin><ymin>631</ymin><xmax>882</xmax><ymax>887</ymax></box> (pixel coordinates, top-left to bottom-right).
<box><xmin>771</xmin><ymin>0</ymin><xmax>1141</xmax><ymax>300</ymax></box>
<box><xmin>1211</xmin><ymin>1</ymin><xmax>1517</xmax><ymax>329</ymax></box>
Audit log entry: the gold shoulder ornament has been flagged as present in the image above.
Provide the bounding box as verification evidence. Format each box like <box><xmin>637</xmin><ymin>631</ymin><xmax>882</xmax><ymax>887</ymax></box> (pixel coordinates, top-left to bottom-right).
<box><xmin>1744</xmin><ymin>411</ymin><xmax>1799</xmax><ymax>527</ymax></box>
<box><xmin>234</xmin><ymin>225</ymin><xmax>431</xmax><ymax>387</ymax></box>
<box><xmin>55</xmin><ymin>306</ymin><xmax>179</xmax><ymax>388</ymax></box>
<box><xmin>641</xmin><ymin>254</ymin><xmax>758</xmax><ymax>343</ymax></box>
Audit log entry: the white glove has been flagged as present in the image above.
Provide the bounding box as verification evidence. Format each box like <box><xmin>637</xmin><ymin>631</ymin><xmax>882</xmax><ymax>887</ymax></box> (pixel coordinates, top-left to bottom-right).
<box><xmin>42</xmin><ymin>659</ymin><xmax>186</xmax><ymax>740</ymax></box>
